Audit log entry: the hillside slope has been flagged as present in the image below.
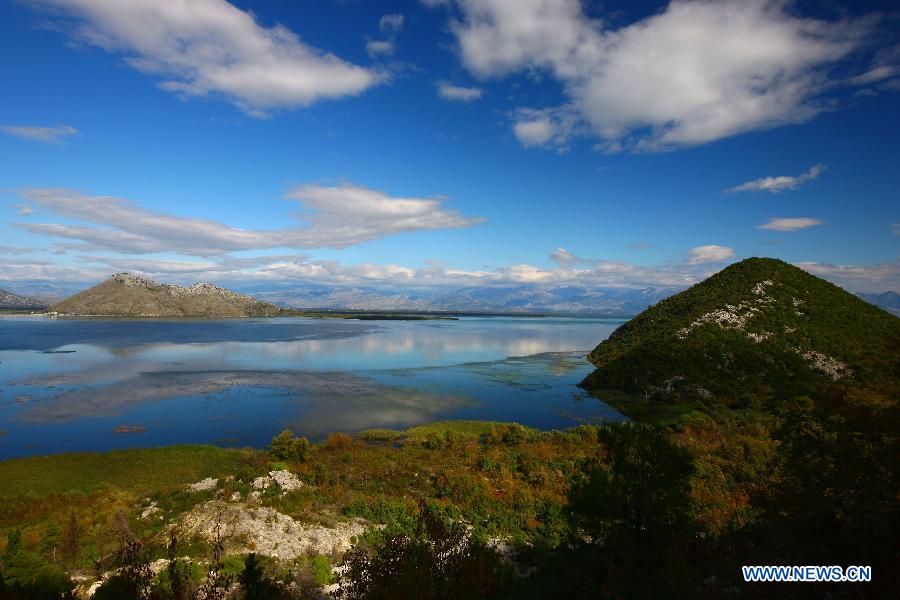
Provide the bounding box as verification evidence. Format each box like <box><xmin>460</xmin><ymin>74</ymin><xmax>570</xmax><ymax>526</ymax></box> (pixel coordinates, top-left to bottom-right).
<box><xmin>581</xmin><ymin>258</ymin><xmax>900</xmax><ymax>409</ymax></box>
<box><xmin>0</xmin><ymin>288</ymin><xmax>47</xmax><ymax>309</ymax></box>
<box><xmin>49</xmin><ymin>273</ymin><xmax>281</xmax><ymax>317</ymax></box>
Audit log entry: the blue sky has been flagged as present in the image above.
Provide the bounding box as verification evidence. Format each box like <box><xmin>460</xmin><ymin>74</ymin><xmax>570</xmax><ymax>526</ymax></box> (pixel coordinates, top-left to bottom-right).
<box><xmin>0</xmin><ymin>0</ymin><xmax>898</xmax><ymax>293</ymax></box>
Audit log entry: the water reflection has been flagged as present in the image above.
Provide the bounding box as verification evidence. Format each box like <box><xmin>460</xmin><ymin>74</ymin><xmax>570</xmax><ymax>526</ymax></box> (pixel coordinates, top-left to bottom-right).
<box><xmin>0</xmin><ymin>316</ymin><xmax>625</xmax><ymax>458</ymax></box>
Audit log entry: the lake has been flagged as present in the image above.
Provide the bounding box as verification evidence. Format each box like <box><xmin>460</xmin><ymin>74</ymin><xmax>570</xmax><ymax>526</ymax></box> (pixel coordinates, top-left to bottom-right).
<box><xmin>0</xmin><ymin>316</ymin><xmax>626</xmax><ymax>458</ymax></box>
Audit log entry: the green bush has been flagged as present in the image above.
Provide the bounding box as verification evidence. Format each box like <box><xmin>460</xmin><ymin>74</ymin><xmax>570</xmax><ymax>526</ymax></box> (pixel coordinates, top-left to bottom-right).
<box><xmin>269</xmin><ymin>430</ymin><xmax>310</xmax><ymax>462</ymax></box>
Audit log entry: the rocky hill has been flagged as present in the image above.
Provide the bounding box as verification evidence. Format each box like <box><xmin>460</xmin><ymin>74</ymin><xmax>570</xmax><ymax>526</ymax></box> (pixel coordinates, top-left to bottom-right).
<box><xmin>0</xmin><ymin>287</ymin><xmax>47</xmax><ymax>309</ymax></box>
<box><xmin>48</xmin><ymin>273</ymin><xmax>282</xmax><ymax>317</ymax></box>
<box><xmin>581</xmin><ymin>258</ymin><xmax>900</xmax><ymax>409</ymax></box>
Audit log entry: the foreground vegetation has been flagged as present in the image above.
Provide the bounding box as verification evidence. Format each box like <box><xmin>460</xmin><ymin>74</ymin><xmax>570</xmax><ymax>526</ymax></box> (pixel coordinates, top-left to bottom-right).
<box><xmin>1</xmin><ymin>393</ymin><xmax>896</xmax><ymax>599</ymax></box>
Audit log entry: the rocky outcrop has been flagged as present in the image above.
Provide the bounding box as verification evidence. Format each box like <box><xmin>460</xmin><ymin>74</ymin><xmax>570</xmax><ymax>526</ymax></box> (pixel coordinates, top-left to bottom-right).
<box><xmin>178</xmin><ymin>500</ymin><xmax>369</xmax><ymax>560</ymax></box>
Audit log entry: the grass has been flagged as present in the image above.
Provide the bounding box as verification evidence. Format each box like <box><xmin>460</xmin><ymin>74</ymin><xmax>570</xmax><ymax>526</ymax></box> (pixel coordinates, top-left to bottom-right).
<box><xmin>0</xmin><ymin>444</ymin><xmax>248</xmax><ymax>498</ymax></box>
<box><xmin>583</xmin><ymin>388</ymin><xmax>695</xmax><ymax>425</ymax></box>
<box><xmin>358</xmin><ymin>420</ymin><xmax>537</xmax><ymax>442</ymax></box>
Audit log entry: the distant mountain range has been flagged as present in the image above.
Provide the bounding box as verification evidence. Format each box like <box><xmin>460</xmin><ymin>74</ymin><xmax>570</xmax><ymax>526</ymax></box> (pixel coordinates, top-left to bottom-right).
<box><xmin>234</xmin><ymin>283</ymin><xmax>682</xmax><ymax>315</ymax></box>
<box><xmin>48</xmin><ymin>273</ymin><xmax>281</xmax><ymax>317</ymax></box>
<box><xmin>4</xmin><ymin>275</ymin><xmax>898</xmax><ymax>317</ymax></box>
<box><xmin>581</xmin><ymin>258</ymin><xmax>900</xmax><ymax>412</ymax></box>
<box><xmin>857</xmin><ymin>291</ymin><xmax>900</xmax><ymax>316</ymax></box>
<box><xmin>0</xmin><ymin>287</ymin><xmax>47</xmax><ymax>309</ymax></box>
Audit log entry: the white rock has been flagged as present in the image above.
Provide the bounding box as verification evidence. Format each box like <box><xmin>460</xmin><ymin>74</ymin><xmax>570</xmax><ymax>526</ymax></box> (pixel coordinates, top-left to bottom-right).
<box><xmin>269</xmin><ymin>470</ymin><xmax>304</xmax><ymax>492</ymax></box>
<box><xmin>178</xmin><ymin>500</ymin><xmax>368</xmax><ymax>560</ymax></box>
<box><xmin>188</xmin><ymin>477</ymin><xmax>219</xmax><ymax>492</ymax></box>
<box><xmin>140</xmin><ymin>501</ymin><xmax>160</xmax><ymax>519</ymax></box>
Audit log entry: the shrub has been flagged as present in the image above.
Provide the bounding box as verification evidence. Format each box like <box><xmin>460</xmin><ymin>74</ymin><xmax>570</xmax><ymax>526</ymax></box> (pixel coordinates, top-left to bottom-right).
<box><xmin>269</xmin><ymin>430</ymin><xmax>310</xmax><ymax>462</ymax></box>
<box><xmin>325</xmin><ymin>432</ymin><xmax>353</xmax><ymax>451</ymax></box>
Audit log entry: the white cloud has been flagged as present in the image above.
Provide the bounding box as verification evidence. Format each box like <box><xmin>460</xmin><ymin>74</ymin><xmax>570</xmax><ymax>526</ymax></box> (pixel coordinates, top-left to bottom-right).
<box><xmin>758</xmin><ymin>217</ymin><xmax>824</xmax><ymax>231</ymax></box>
<box><xmin>687</xmin><ymin>245</ymin><xmax>736</xmax><ymax>264</ymax></box>
<box><xmin>366</xmin><ymin>40</ymin><xmax>395</xmax><ymax>57</ymax></box>
<box><xmin>1</xmin><ymin>124</ymin><xmax>78</xmax><ymax>144</ymax></box>
<box><xmin>796</xmin><ymin>260</ymin><xmax>900</xmax><ymax>293</ymax></box>
<box><xmin>729</xmin><ymin>164</ymin><xmax>825</xmax><ymax>193</ymax></box>
<box><xmin>367</xmin><ymin>13</ymin><xmax>405</xmax><ymax>57</ymax></box>
<box><xmin>511</xmin><ymin>107</ymin><xmax>579</xmax><ymax>149</ymax></box>
<box><xmin>379</xmin><ymin>14</ymin><xmax>405</xmax><ymax>34</ymax></box>
<box><xmin>35</xmin><ymin>0</ymin><xmax>380</xmax><ymax>114</ymax></box>
<box><xmin>437</xmin><ymin>81</ymin><xmax>483</xmax><ymax>102</ymax></box>
<box><xmin>549</xmin><ymin>247</ymin><xmax>580</xmax><ymax>265</ymax></box>
<box><xmin>0</xmin><ymin>246</ymin><xmax>40</xmax><ymax>255</ymax></box>
<box><xmin>71</xmin><ymin>253</ymin><xmax>701</xmax><ymax>290</ymax></box>
<box><xmin>445</xmin><ymin>0</ymin><xmax>873</xmax><ymax>151</ymax></box>
<box><xmin>16</xmin><ymin>184</ymin><xmax>482</xmax><ymax>255</ymax></box>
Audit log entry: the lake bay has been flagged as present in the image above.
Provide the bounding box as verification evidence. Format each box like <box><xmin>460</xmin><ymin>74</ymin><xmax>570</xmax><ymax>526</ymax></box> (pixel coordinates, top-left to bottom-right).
<box><xmin>0</xmin><ymin>316</ymin><xmax>626</xmax><ymax>458</ymax></box>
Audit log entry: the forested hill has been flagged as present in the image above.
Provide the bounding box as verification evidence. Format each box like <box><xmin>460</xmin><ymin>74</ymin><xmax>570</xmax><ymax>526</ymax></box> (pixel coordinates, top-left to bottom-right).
<box><xmin>581</xmin><ymin>257</ymin><xmax>900</xmax><ymax>410</ymax></box>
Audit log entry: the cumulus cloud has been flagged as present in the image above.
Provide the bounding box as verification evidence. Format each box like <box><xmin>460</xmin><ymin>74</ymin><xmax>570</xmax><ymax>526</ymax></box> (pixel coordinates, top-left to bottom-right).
<box><xmin>729</xmin><ymin>164</ymin><xmax>825</xmax><ymax>193</ymax></box>
<box><xmin>15</xmin><ymin>184</ymin><xmax>481</xmax><ymax>255</ymax></box>
<box><xmin>1</xmin><ymin>124</ymin><xmax>78</xmax><ymax>144</ymax></box>
<box><xmin>437</xmin><ymin>81</ymin><xmax>483</xmax><ymax>102</ymax></box>
<box><xmin>443</xmin><ymin>0</ymin><xmax>874</xmax><ymax>151</ymax></box>
<box><xmin>687</xmin><ymin>245</ymin><xmax>736</xmax><ymax>264</ymax></box>
<box><xmin>758</xmin><ymin>217</ymin><xmax>824</xmax><ymax>231</ymax></box>
<box><xmin>511</xmin><ymin>107</ymin><xmax>579</xmax><ymax>149</ymax></box>
<box><xmin>34</xmin><ymin>0</ymin><xmax>380</xmax><ymax>114</ymax></box>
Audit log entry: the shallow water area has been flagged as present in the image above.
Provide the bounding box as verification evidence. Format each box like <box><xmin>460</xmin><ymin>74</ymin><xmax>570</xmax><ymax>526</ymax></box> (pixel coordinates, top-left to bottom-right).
<box><xmin>0</xmin><ymin>315</ymin><xmax>626</xmax><ymax>458</ymax></box>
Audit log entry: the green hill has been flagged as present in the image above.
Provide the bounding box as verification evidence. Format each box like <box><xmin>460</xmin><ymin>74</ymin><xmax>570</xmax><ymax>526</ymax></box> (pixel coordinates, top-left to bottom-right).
<box><xmin>581</xmin><ymin>258</ymin><xmax>900</xmax><ymax>416</ymax></box>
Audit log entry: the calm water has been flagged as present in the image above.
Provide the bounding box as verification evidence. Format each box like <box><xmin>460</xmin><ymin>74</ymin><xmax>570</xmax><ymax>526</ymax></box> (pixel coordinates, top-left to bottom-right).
<box><xmin>0</xmin><ymin>316</ymin><xmax>626</xmax><ymax>458</ymax></box>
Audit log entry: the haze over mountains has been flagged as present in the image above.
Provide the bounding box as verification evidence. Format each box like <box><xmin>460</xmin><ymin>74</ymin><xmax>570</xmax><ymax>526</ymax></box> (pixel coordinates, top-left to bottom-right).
<box><xmin>3</xmin><ymin>275</ymin><xmax>898</xmax><ymax>316</ymax></box>
<box><xmin>239</xmin><ymin>283</ymin><xmax>682</xmax><ymax>315</ymax></box>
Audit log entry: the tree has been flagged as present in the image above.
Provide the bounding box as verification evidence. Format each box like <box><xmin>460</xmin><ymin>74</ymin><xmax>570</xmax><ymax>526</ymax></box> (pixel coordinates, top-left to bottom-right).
<box><xmin>568</xmin><ymin>423</ymin><xmax>698</xmax><ymax>597</ymax></box>
<box><xmin>769</xmin><ymin>387</ymin><xmax>900</xmax><ymax>596</ymax></box>
<box><xmin>40</xmin><ymin>520</ymin><xmax>61</xmax><ymax>564</ymax></box>
<box><xmin>60</xmin><ymin>513</ymin><xmax>80</xmax><ymax>570</ymax></box>
<box><xmin>94</xmin><ymin>510</ymin><xmax>151</xmax><ymax>600</ymax></box>
<box><xmin>238</xmin><ymin>553</ymin><xmax>290</xmax><ymax>600</ymax></box>
<box><xmin>339</xmin><ymin>501</ymin><xmax>505</xmax><ymax>600</ymax></box>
